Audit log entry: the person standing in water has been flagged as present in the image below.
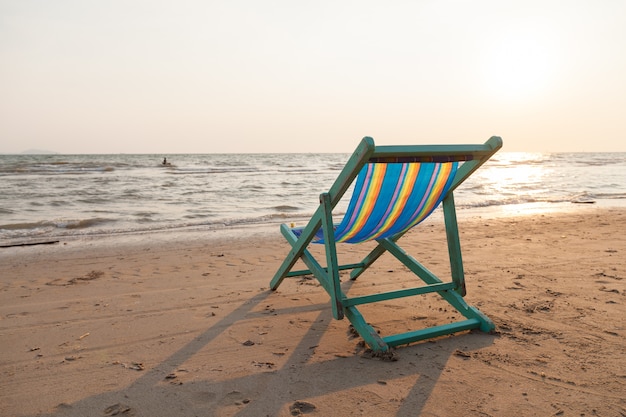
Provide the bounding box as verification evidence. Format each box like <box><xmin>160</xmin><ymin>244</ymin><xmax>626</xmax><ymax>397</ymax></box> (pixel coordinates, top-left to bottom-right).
<box><xmin>162</xmin><ymin>157</ymin><xmax>167</xmax><ymax>165</ymax></box>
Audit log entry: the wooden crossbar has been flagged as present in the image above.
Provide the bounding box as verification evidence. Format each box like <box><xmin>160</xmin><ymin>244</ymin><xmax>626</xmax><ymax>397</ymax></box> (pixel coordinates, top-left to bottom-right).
<box><xmin>383</xmin><ymin>319</ymin><xmax>482</xmax><ymax>347</ymax></box>
<box><xmin>342</xmin><ymin>282</ymin><xmax>457</xmax><ymax>307</ymax></box>
<box><xmin>368</xmin><ymin>155</ymin><xmax>474</xmax><ymax>163</ymax></box>
<box><xmin>286</xmin><ymin>263</ymin><xmax>366</xmax><ymax>278</ymax></box>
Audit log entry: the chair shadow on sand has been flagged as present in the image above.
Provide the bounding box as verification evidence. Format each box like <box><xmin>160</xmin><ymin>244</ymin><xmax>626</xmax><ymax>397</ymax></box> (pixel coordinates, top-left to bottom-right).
<box><xmin>32</xmin><ymin>281</ymin><xmax>496</xmax><ymax>417</ymax></box>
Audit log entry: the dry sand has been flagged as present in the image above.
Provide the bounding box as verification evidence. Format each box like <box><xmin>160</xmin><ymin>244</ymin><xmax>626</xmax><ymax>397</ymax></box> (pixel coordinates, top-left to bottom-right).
<box><xmin>1</xmin><ymin>207</ymin><xmax>625</xmax><ymax>416</ymax></box>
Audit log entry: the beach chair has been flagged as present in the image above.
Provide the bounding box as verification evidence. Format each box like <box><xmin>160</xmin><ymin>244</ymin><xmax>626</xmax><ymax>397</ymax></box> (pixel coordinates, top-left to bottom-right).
<box><xmin>270</xmin><ymin>136</ymin><xmax>502</xmax><ymax>351</ymax></box>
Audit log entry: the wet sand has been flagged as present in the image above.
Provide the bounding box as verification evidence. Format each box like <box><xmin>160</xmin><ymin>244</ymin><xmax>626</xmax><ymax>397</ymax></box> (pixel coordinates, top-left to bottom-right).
<box><xmin>1</xmin><ymin>207</ymin><xmax>625</xmax><ymax>416</ymax></box>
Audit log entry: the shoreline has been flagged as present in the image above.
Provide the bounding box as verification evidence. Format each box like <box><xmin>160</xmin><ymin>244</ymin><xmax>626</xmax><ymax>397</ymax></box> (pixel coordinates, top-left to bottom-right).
<box><xmin>3</xmin><ymin>199</ymin><xmax>625</xmax><ymax>251</ymax></box>
<box><xmin>1</xmin><ymin>208</ymin><xmax>625</xmax><ymax>416</ymax></box>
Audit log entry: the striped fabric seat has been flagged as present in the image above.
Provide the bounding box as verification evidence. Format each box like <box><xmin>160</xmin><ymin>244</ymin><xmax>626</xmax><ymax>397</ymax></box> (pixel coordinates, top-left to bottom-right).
<box><xmin>295</xmin><ymin>161</ymin><xmax>458</xmax><ymax>244</ymax></box>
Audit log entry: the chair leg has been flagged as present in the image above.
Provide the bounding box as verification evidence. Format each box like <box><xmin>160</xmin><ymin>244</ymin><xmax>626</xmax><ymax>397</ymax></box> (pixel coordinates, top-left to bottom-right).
<box><xmin>271</xmin><ymin>223</ymin><xmax>332</xmax><ymax>293</ymax></box>
<box><xmin>320</xmin><ymin>193</ymin><xmax>344</xmax><ymax>320</ymax></box>
<box><xmin>343</xmin><ymin>306</ymin><xmax>388</xmax><ymax>351</ymax></box>
<box><xmin>443</xmin><ymin>193</ymin><xmax>466</xmax><ymax>296</ymax></box>
<box><xmin>269</xmin><ymin>224</ymin><xmax>305</xmax><ymax>290</ymax></box>
<box><xmin>270</xmin><ymin>209</ymin><xmax>323</xmax><ymax>290</ymax></box>
<box><xmin>270</xmin><ymin>196</ymin><xmax>345</xmax><ymax>321</ymax></box>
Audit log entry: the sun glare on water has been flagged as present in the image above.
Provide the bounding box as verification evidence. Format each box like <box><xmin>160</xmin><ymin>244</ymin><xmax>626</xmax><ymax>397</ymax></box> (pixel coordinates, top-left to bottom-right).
<box><xmin>474</xmin><ymin>152</ymin><xmax>549</xmax><ymax>198</ymax></box>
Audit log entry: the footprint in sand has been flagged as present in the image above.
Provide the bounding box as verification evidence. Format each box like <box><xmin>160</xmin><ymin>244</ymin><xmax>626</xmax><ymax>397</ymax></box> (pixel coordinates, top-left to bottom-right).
<box><xmin>103</xmin><ymin>403</ymin><xmax>134</xmax><ymax>416</ymax></box>
<box><xmin>289</xmin><ymin>401</ymin><xmax>317</xmax><ymax>415</ymax></box>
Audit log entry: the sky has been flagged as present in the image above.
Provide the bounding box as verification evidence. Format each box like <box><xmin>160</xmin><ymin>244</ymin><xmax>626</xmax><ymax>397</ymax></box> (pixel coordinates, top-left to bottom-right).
<box><xmin>1</xmin><ymin>1</ymin><xmax>625</xmax><ymax>154</ymax></box>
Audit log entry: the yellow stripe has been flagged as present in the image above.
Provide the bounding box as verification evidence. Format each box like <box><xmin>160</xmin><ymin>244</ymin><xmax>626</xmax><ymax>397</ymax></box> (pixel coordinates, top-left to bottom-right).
<box><xmin>338</xmin><ymin>164</ymin><xmax>386</xmax><ymax>242</ymax></box>
<box><xmin>369</xmin><ymin>163</ymin><xmax>420</xmax><ymax>240</ymax></box>
<box><xmin>406</xmin><ymin>163</ymin><xmax>453</xmax><ymax>228</ymax></box>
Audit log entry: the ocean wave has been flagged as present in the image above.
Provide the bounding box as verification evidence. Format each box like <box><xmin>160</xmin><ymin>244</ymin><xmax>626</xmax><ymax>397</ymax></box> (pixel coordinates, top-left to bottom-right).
<box><xmin>0</xmin><ymin>217</ymin><xmax>113</xmax><ymax>231</ymax></box>
<box><xmin>458</xmin><ymin>190</ymin><xmax>625</xmax><ymax>208</ymax></box>
<box><xmin>76</xmin><ymin>198</ymin><xmax>110</xmax><ymax>204</ymax></box>
<box><xmin>50</xmin><ymin>200</ymin><xmax>75</xmax><ymax>207</ymax></box>
<box><xmin>0</xmin><ymin>221</ymin><xmax>50</xmax><ymax>231</ymax></box>
<box><xmin>240</xmin><ymin>184</ymin><xmax>264</xmax><ymax>191</ymax></box>
<box><xmin>168</xmin><ymin>167</ymin><xmax>261</xmax><ymax>175</ymax></box>
<box><xmin>182</xmin><ymin>214</ymin><xmax>216</xmax><ymax>221</ymax></box>
<box><xmin>457</xmin><ymin>195</ymin><xmax>581</xmax><ymax>209</ymax></box>
<box><xmin>272</xmin><ymin>205</ymin><xmax>301</xmax><ymax>212</ymax></box>
<box><xmin>0</xmin><ymin>162</ymin><xmax>119</xmax><ymax>176</ymax></box>
<box><xmin>593</xmin><ymin>192</ymin><xmax>626</xmax><ymax>199</ymax></box>
<box><xmin>60</xmin><ymin>218</ymin><xmax>113</xmax><ymax>229</ymax></box>
<box><xmin>277</xmin><ymin>168</ymin><xmax>319</xmax><ymax>173</ymax></box>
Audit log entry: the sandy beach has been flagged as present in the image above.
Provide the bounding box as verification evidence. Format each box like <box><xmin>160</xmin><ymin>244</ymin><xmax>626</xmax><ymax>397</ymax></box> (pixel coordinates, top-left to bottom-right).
<box><xmin>1</xmin><ymin>207</ymin><xmax>624</xmax><ymax>417</ymax></box>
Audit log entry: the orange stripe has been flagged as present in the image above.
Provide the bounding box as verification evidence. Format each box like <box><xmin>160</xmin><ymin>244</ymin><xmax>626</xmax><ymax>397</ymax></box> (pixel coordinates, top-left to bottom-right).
<box><xmin>369</xmin><ymin>163</ymin><xmax>420</xmax><ymax>240</ymax></box>
<box><xmin>406</xmin><ymin>163</ymin><xmax>452</xmax><ymax>228</ymax></box>
<box><xmin>338</xmin><ymin>164</ymin><xmax>386</xmax><ymax>242</ymax></box>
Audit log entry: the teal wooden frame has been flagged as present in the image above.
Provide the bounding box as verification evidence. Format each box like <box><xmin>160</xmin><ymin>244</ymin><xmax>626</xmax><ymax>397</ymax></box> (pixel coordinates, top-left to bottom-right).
<box><xmin>270</xmin><ymin>136</ymin><xmax>502</xmax><ymax>351</ymax></box>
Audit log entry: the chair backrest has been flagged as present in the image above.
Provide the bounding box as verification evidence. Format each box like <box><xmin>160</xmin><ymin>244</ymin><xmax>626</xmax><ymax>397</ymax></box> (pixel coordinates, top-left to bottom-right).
<box><xmin>333</xmin><ymin>160</ymin><xmax>458</xmax><ymax>243</ymax></box>
<box><xmin>305</xmin><ymin>136</ymin><xmax>502</xmax><ymax>245</ymax></box>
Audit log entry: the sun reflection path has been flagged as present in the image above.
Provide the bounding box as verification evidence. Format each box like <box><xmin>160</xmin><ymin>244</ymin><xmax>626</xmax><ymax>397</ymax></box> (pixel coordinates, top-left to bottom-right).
<box><xmin>459</xmin><ymin>152</ymin><xmax>553</xmax><ymax>207</ymax></box>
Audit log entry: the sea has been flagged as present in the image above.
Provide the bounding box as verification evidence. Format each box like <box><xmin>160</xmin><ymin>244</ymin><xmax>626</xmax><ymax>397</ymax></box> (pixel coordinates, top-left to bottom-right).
<box><xmin>1</xmin><ymin>151</ymin><xmax>625</xmax><ymax>245</ymax></box>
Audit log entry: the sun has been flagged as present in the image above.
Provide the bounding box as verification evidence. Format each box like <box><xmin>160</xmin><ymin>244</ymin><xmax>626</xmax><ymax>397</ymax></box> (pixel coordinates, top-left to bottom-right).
<box><xmin>480</xmin><ymin>26</ymin><xmax>559</xmax><ymax>101</ymax></box>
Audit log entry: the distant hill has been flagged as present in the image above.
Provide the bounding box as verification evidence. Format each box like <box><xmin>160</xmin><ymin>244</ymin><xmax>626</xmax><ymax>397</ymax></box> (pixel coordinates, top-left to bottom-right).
<box><xmin>20</xmin><ymin>149</ymin><xmax>57</xmax><ymax>155</ymax></box>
